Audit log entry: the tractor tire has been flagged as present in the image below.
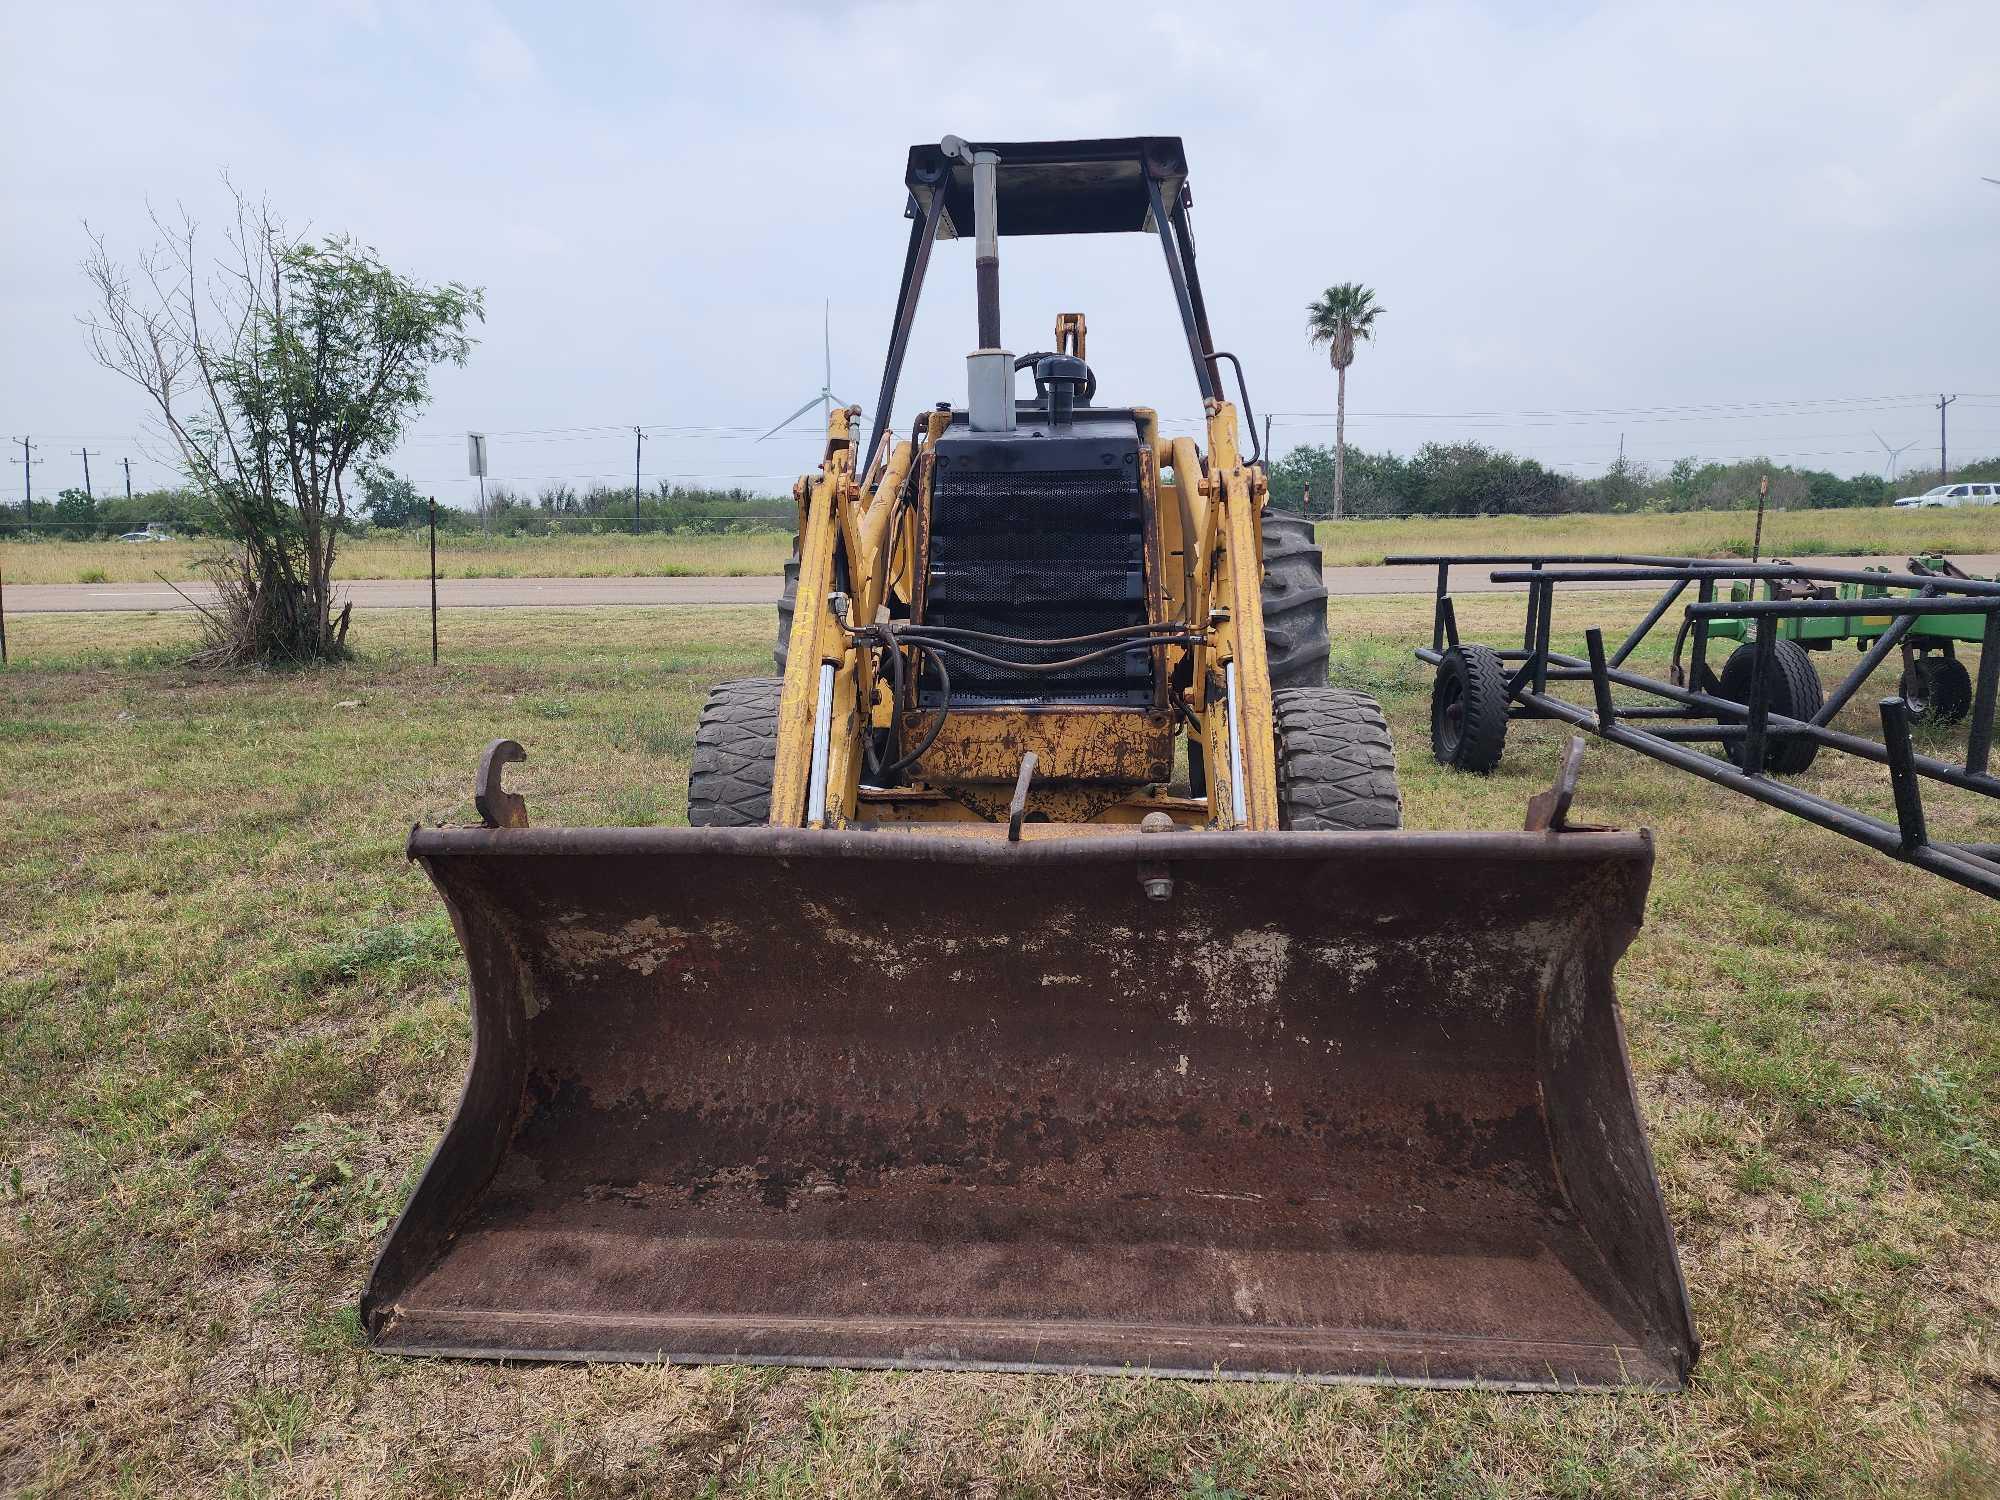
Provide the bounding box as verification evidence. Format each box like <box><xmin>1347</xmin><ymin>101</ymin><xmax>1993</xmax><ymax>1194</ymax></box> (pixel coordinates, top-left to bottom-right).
<box><xmin>1899</xmin><ymin>653</ymin><xmax>1972</xmax><ymax>726</ymax></box>
<box><xmin>687</xmin><ymin>677</ymin><xmax>782</xmax><ymax>828</ymax></box>
<box><xmin>1717</xmin><ymin>639</ymin><xmax>1823</xmax><ymax>774</ymax></box>
<box><xmin>1273</xmin><ymin>687</ymin><xmax>1402</xmax><ymax>831</ymax></box>
<box><xmin>1430</xmin><ymin>643</ymin><xmax>1510</xmax><ymax>773</ymax></box>
<box><xmin>1261</xmin><ymin>509</ymin><xmax>1331</xmax><ymax>690</ymax></box>
<box><xmin>773</xmin><ymin>557</ymin><xmax>800</xmax><ymax>674</ymax></box>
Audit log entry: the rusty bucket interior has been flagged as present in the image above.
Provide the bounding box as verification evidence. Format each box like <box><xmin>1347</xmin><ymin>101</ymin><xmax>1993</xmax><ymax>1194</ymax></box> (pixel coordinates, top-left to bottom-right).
<box><xmin>363</xmin><ymin>826</ymin><xmax>1696</xmax><ymax>1389</ymax></box>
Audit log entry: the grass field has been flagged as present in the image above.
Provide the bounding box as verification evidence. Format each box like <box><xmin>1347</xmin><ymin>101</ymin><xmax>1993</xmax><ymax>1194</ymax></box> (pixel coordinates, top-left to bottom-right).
<box><xmin>6</xmin><ymin>505</ymin><xmax>1998</xmax><ymax>586</ymax></box>
<box><xmin>2</xmin><ymin>598</ymin><xmax>1996</xmax><ymax>1497</ymax></box>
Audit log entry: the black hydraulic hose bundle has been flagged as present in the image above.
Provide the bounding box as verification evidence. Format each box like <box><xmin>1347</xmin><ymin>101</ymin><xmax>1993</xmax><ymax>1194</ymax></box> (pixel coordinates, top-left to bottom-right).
<box><xmin>849</xmin><ymin>618</ymin><xmax>1205</xmax><ymax>782</ymax></box>
<box><xmin>878</xmin><ymin>625</ymin><xmax>950</xmax><ymax>781</ymax></box>
<box><xmin>890</xmin><ymin>630</ymin><xmax>1205</xmax><ymax>678</ymax></box>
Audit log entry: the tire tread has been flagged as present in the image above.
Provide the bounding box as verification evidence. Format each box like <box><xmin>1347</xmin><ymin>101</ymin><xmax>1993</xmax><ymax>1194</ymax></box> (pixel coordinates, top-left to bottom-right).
<box><xmin>1431</xmin><ymin>643</ymin><xmax>1510</xmax><ymax>772</ymax></box>
<box><xmin>1261</xmin><ymin>510</ymin><xmax>1332</xmax><ymax>691</ymax></box>
<box><xmin>1273</xmin><ymin>686</ymin><xmax>1402</xmax><ymax>830</ymax></box>
<box><xmin>687</xmin><ymin>677</ymin><xmax>783</xmax><ymax>827</ymax></box>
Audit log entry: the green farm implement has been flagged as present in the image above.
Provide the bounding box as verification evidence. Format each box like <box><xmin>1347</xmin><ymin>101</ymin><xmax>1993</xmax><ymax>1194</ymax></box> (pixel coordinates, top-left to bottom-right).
<box><xmin>1702</xmin><ymin>556</ymin><xmax>1997</xmax><ymax>725</ymax></box>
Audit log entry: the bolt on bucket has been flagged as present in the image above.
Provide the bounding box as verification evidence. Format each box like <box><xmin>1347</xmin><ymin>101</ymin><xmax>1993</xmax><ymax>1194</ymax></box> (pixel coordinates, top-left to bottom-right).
<box><xmin>364</xmin><ymin>824</ymin><xmax>1696</xmax><ymax>1389</ymax></box>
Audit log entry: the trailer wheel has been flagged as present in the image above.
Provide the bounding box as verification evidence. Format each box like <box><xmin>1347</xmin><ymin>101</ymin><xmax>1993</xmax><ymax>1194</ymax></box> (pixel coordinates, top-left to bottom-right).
<box><xmin>1273</xmin><ymin>687</ymin><xmax>1401</xmax><ymax>830</ymax></box>
<box><xmin>1900</xmin><ymin>653</ymin><xmax>1972</xmax><ymax>726</ymax></box>
<box><xmin>1261</xmin><ymin>510</ymin><xmax>1331</xmax><ymax>690</ymax></box>
<box><xmin>1431</xmin><ymin>643</ymin><xmax>1510</xmax><ymax>772</ymax></box>
<box><xmin>773</xmin><ymin>555</ymin><xmax>800</xmax><ymax>673</ymax></box>
<box><xmin>688</xmin><ymin>677</ymin><xmax>782</xmax><ymax>827</ymax></box>
<box><xmin>1718</xmin><ymin>639</ymin><xmax>1823</xmax><ymax>774</ymax></box>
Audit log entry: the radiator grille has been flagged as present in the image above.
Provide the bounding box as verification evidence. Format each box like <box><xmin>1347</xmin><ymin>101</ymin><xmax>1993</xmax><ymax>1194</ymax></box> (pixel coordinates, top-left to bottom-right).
<box><xmin>923</xmin><ymin>463</ymin><xmax>1150</xmax><ymax>706</ymax></box>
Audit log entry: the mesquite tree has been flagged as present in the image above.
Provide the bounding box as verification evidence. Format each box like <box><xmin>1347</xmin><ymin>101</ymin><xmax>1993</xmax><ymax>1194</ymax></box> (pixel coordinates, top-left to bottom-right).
<box><xmin>83</xmin><ymin>191</ymin><xmax>481</xmax><ymax>663</ymax></box>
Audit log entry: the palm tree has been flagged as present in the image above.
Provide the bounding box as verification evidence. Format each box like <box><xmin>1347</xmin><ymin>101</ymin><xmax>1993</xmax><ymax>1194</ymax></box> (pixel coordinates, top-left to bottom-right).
<box><xmin>1305</xmin><ymin>284</ymin><xmax>1383</xmax><ymax>520</ymax></box>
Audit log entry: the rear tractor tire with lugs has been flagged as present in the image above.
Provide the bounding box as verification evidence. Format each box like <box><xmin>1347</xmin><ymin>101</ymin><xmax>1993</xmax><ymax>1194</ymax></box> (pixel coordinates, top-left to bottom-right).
<box><xmin>1261</xmin><ymin>509</ymin><xmax>1331</xmax><ymax>690</ymax></box>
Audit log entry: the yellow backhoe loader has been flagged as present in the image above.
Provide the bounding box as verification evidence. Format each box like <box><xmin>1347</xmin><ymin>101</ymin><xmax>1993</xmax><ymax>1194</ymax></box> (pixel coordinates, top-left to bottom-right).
<box><xmin>364</xmin><ymin>137</ymin><xmax>1697</xmax><ymax>1388</ymax></box>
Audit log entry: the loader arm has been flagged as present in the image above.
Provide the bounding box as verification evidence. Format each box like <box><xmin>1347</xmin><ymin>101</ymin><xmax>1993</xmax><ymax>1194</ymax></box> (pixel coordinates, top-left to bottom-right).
<box><xmin>772</xmin><ymin>407</ymin><xmax>868</xmax><ymax>828</ymax></box>
<box><xmin>1190</xmin><ymin>400</ymin><xmax>1279</xmax><ymax>830</ymax></box>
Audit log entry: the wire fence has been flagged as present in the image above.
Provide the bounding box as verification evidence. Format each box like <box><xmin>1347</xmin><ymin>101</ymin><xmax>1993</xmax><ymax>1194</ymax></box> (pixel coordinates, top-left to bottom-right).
<box><xmin>0</xmin><ymin>505</ymin><xmax>798</xmax><ymax>543</ymax></box>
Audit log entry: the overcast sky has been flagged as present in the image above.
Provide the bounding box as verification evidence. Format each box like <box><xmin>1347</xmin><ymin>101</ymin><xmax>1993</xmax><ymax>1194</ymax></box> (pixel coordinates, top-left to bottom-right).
<box><xmin>5</xmin><ymin>0</ymin><xmax>1997</xmax><ymax>510</ymax></box>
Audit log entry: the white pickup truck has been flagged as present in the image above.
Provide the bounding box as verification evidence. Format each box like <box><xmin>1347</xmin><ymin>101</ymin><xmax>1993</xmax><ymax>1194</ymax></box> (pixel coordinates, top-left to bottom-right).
<box><xmin>1894</xmin><ymin>482</ymin><xmax>1999</xmax><ymax>509</ymax></box>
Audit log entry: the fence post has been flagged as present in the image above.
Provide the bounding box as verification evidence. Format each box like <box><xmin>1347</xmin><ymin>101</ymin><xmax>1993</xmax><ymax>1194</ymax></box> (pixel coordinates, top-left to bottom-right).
<box><xmin>429</xmin><ymin>497</ymin><xmax>439</xmax><ymax>665</ymax></box>
<box><xmin>0</xmin><ymin>552</ymin><xmax>9</xmax><ymax>665</ymax></box>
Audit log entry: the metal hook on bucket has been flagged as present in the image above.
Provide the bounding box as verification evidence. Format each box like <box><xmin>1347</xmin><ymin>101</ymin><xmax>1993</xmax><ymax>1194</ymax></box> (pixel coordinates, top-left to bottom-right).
<box><xmin>1525</xmin><ymin>737</ymin><xmax>1589</xmax><ymax>832</ymax></box>
<box><xmin>476</xmin><ymin>739</ymin><xmax>530</xmax><ymax>829</ymax></box>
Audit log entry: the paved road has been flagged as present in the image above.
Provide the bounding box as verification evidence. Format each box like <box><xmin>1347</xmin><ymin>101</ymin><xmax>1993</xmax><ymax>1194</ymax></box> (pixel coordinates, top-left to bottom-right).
<box><xmin>9</xmin><ymin>556</ymin><xmax>1997</xmax><ymax>614</ymax></box>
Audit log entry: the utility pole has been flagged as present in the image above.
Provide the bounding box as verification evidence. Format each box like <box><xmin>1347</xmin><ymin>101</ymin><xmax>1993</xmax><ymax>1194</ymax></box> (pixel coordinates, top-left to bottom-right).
<box><xmin>11</xmin><ymin>437</ymin><xmax>41</xmax><ymax>521</ymax></box>
<box><xmin>468</xmin><ymin>432</ymin><xmax>489</xmax><ymax>535</ymax></box>
<box><xmin>633</xmin><ymin>425</ymin><xmax>646</xmax><ymax>535</ymax></box>
<box><xmin>73</xmin><ymin>447</ymin><xmax>99</xmax><ymax>504</ymax></box>
<box><xmin>1263</xmin><ymin>413</ymin><xmax>1272</xmax><ymax>468</ymax></box>
<box><xmin>121</xmin><ymin>456</ymin><xmax>133</xmax><ymax>501</ymax></box>
<box><xmin>1937</xmin><ymin>394</ymin><xmax>1957</xmax><ymax>482</ymax></box>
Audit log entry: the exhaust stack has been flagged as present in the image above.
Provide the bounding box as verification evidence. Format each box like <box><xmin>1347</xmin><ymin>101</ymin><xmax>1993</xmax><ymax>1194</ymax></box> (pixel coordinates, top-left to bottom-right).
<box><xmin>944</xmin><ymin>135</ymin><xmax>1013</xmax><ymax>433</ymax></box>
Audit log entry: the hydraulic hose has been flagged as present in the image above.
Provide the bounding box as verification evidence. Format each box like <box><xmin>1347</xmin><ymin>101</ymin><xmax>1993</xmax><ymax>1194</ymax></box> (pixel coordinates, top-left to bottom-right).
<box><xmin>880</xmin><ymin>630</ymin><xmax>950</xmax><ymax>780</ymax></box>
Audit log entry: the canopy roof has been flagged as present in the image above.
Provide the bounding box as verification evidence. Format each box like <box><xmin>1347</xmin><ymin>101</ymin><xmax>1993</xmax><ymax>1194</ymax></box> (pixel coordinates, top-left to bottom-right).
<box><xmin>902</xmin><ymin>137</ymin><xmax>1190</xmax><ymax>238</ymax></box>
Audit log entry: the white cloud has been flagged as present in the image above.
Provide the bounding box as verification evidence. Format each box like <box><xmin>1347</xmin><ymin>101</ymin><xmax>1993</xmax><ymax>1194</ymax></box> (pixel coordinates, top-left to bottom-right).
<box><xmin>466</xmin><ymin>13</ymin><xmax>539</xmax><ymax>89</ymax></box>
<box><xmin>5</xmin><ymin>0</ymin><xmax>1997</xmax><ymax>504</ymax></box>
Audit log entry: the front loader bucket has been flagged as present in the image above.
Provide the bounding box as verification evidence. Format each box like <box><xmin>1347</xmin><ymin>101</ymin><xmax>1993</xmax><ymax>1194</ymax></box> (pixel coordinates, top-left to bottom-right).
<box><xmin>364</xmin><ymin>826</ymin><xmax>1696</xmax><ymax>1389</ymax></box>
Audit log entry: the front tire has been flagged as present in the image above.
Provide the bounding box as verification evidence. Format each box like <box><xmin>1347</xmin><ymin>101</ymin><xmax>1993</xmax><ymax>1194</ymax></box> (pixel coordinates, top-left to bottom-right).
<box><xmin>688</xmin><ymin>678</ymin><xmax>782</xmax><ymax>827</ymax></box>
<box><xmin>1273</xmin><ymin>687</ymin><xmax>1401</xmax><ymax>831</ymax></box>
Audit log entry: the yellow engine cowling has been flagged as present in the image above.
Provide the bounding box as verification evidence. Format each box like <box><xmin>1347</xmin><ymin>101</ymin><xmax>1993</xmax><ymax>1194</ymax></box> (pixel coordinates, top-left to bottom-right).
<box><xmin>771</xmin><ymin>390</ymin><xmax>1276</xmax><ymax>834</ymax></box>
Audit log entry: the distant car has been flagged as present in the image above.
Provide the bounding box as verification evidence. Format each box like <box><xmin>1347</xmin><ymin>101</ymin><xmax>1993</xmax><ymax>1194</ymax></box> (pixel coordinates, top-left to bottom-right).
<box><xmin>118</xmin><ymin>529</ymin><xmax>172</xmax><ymax>542</ymax></box>
<box><xmin>1894</xmin><ymin>482</ymin><xmax>2000</xmax><ymax>509</ymax></box>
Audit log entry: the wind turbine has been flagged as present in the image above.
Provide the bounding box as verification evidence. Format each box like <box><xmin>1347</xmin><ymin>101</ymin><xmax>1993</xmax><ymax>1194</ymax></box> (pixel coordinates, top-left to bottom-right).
<box><xmin>758</xmin><ymin>300</ymin><xmax>850</xmax><ymax>441</ymax></box>
<box><xmin>1872</xmin><ymin>429</ymin><xmax>1917</xmax><ymax>482</ymax></box>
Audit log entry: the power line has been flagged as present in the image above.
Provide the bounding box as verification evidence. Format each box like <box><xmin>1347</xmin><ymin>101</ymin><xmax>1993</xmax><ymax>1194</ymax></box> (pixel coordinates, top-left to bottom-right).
<box><xmin>21</xmin><ymin>393</ymin><xmax>2000</xmax><ymax>455</ymax></box>
<box><xmin>1265</xmin><ymin>391</ymin><xmax>2000</xmax><ymax>423</ymax></box>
